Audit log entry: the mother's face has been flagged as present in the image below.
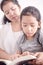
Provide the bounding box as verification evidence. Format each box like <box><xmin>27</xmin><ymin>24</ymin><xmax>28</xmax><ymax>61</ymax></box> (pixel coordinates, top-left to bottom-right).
<box><xmin>3</xmin><ymin>1</ymin><xmax>21</xmax><ymax>22</ymax></box>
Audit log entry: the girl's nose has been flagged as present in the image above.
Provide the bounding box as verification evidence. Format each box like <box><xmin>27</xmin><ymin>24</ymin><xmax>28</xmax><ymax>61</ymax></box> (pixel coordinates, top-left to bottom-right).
<box><xmin>28</xmin><ymin>26</ymin><xmax>31</xmax><ymax>31</ymax></box>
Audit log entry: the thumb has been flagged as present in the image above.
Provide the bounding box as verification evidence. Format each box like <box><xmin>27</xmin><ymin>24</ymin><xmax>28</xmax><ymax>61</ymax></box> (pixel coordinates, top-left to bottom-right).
<box><xmin>34</xmin><ymin>52</ymin><xmax>40</xmax><ymax>58</ymax></box>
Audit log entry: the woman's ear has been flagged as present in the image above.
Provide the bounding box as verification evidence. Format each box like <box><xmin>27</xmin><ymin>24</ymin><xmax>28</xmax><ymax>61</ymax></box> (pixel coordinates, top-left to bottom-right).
<box><xmin>38</xmin><ymin>21</ymin><xmax>41</xmax><ymax>28</ymax></box>
<box><xmin>19</xmin><ymin>6</ymin><xmax>21</xmax><ymax>11</ymax></box>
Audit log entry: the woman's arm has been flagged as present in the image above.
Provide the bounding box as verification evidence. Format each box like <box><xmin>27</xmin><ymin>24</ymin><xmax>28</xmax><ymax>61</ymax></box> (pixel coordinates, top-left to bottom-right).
<box><xmin>0</xmin><ymin>48</ymin><xmax>21</xmax><ymax>60</ymax></box>
<box><xmin>0</xmin><ymin>48</ymin><xmax>11</xmax><ymax>60</ymax></box>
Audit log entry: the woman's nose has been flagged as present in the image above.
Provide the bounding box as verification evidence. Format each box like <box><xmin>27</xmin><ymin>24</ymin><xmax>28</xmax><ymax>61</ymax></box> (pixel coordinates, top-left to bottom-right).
<box><xmin>9</xmin><ymin>10</ymin><xmax>14</xmax><ymax>16</ymax></box>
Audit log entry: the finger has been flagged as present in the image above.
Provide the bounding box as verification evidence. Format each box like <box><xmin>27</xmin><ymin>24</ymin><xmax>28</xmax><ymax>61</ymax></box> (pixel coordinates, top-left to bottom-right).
<box><xmin>35</xmin><ymin>58</ymin><xmax>43</xmax><ymax>65</ymax></box>
<box><xmin>28</xmin><ymin>60</ymin><xmax>36</xmax><ymax>64</ymax></box>
<box><xmin>22</xmin><ymin>52</ymin><xmax>30</xmax><ymax>56</ymax></box>
<box><xmin>34</xmin><ymin>53</ymin><xmax>40</xmax><ymax>57</ymax></box>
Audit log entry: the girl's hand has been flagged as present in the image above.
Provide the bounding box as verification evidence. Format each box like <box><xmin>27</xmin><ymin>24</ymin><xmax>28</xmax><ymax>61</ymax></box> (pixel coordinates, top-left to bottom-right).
<box><xmin>21</xmin><ymin>51</ymin><xmax>30</xmax><ymax>56</ymax></box>
<box><xmin>34</xmin><ymin>52</ymin><xmax>43</xmax><ymax>65</ymax></box>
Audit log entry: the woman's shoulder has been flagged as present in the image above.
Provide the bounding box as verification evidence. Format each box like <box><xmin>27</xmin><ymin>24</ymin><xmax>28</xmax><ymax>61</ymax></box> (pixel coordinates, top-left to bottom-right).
<box><xmin>0</xmin><ymin>23</ymin><xmax>10</xmax><ymax>31</ymax></box>
<box><xmin>0</xmin><ymin>23</ymin><xmax>11</xmax><ymax>36</ymax></box>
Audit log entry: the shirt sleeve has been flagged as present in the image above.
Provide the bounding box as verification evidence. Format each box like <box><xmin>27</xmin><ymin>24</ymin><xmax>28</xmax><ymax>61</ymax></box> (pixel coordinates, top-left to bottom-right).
<box><xmin>17</xmin><ymin>33</ymin><xmax>24</xmax><ymax>54</ymax></box>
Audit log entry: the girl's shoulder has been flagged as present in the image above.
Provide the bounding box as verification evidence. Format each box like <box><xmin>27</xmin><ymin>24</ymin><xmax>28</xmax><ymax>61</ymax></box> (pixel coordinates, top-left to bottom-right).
<box><xmin>38</xmin><ymin>27</ymin><xmax>43</xmax><ymax>45</ymax></box>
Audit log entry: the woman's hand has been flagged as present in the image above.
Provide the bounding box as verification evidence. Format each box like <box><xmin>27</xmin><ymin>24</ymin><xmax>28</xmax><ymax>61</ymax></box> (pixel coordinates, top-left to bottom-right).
<box><xmin>9</xmin><ymin>53</ymin><xmax>21</xmax><ymax>60</ymax></box>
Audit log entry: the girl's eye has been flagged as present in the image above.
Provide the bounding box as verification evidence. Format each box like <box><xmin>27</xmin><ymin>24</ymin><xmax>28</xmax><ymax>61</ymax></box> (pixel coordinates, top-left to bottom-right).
<box><xmin>11</xmin><ymin>8</ymin><xmax>14</xmax><ymax>10</ymax></box>
<box><xmin>23</xmin><ymin>25</ymin><xmax>27</xmax><ymax>27</ymax></box>
<box><xmin>31</xmin><ymin>25</ymin><xmax>35</xmax><ymax>27</ymax></box>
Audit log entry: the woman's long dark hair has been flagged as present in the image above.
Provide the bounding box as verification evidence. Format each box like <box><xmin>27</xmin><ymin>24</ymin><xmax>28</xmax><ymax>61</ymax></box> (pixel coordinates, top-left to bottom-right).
<box><xmin>3</xmin><ymin>16</ymin><xmax>11</xmax><ymax>24</ymax></box>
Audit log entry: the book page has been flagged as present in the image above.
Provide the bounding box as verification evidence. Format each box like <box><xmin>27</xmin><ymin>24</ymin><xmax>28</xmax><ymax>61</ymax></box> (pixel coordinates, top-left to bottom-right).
<box><xmin>9</xmin><ymin>55</ymin><xmax>36</xmax><ymax>65</ymax></box>
<box><xmin>0</xmin><ymin>55</ymin><xmax>36</xmax><ymax>65</ymax></box>
<box><xmin>0</xmin><ymin>59</ymin><xmax>12</xmax><ymax>65</ymax></box>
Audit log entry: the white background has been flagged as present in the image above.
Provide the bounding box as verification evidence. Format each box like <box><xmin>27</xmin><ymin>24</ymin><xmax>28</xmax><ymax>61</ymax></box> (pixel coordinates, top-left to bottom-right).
<box><xmin>0</xmin><ymin>0</ymin><xmax>43</xmax><ymax>26</ymax></box>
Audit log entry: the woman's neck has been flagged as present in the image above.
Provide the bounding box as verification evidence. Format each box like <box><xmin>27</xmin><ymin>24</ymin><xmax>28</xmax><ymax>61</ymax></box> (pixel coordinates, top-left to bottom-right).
<box><xmin>11</xmin><ymin>20</ymin><xmax>21</xmax><ymax>32</ymax></box>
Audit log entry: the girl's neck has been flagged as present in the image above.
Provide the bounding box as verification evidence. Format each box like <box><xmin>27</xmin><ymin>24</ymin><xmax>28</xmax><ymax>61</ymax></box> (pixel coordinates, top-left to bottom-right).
<box><xmin>27</xmin><ymin>37</ymin><xmax>33</xmax><ymax>41</ymax></box>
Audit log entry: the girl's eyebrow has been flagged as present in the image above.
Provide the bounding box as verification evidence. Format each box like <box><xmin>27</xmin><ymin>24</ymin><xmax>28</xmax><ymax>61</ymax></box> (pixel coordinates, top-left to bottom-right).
<box><xmin>29</xmin><ymin>22</ymin><xmax>35</xmax><ymax>24</ymax></box>
<box><xmin>23</xmin><ymin>22</ymin><xmax>35</xmax><ymax>24</ymax></box>
<box><xmin>30</xmin><ymin>23</ymin><xmax>35</xmax><ymax>24</ymax></box>
<box><xmin>23</xmin><ymin>22</ymin><xmax>27</xmax><ymax>24</ymax></box>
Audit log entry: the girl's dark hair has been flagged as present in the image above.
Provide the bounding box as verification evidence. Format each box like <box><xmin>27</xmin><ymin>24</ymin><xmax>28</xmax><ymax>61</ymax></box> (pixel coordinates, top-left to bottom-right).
<box><xmin>0</xmin><ymin>0</ymin><xmax>20</xmax><ymax>24</ymax></box>
<box><xmin>20</xmin><ymin>6</ymin><xmax>41</xmax><ymax>22</ymax></box>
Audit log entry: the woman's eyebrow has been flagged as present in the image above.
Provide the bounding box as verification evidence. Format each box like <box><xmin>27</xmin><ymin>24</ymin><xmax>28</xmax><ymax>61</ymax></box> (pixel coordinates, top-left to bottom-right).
<box><xmin>4</xmin><ymin>10</ymin><xmax>8</xmax><ymax>13</ymax></box>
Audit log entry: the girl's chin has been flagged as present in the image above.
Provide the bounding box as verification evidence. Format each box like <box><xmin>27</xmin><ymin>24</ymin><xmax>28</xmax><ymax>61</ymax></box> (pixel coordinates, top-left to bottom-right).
<box><xmin>27</xmin><ymin>34</ymin><xmax>33</xmax><ymax>37</ymax></box>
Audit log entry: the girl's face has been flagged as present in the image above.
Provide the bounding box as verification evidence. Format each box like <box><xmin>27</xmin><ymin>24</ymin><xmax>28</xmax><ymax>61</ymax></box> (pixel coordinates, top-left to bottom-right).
<box><xmin>3</xmin><ymin>1</ymin><xmax>21</xmax><ymax>22</ymax></box>
<box><xmin>21</xmin><ymin>15</ymin><xmax>41</xmax><ymax>39</ymax></box>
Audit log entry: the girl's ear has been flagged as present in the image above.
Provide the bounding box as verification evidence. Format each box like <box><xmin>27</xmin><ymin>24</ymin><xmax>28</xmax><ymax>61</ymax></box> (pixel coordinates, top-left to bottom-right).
<box><xmin>38</xmin><ymin>21</ymin><xmax>41</xmax><ymax>28</ymax></box>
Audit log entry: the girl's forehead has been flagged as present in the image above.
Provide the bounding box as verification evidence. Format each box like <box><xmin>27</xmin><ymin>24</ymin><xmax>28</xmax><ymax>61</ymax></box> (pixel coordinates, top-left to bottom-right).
<box><xmin>22</xmin><ymin>16</ymin><xmax>38</xmax><ymax>24</ymax></box>
<box><xmin>22</xmin><ymin>15</ymin><xmax>36</xmax><ymax>21</ymax></box>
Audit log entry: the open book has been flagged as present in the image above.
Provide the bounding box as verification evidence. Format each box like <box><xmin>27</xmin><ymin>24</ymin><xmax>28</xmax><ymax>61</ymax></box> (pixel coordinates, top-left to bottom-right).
<box><xmin>0</xmin><ymin>55</ymin><xmax>36</xmax><ymax>65</ymax></box>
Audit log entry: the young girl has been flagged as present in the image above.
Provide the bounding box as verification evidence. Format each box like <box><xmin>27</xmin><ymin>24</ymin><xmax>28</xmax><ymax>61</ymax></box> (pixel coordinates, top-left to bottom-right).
<box><xmin>0</xmin><ymin>0</ymin><xmax>23</xmax><ymax>60</ymax></box>
<box><xmin>17</xmin><ymin>6</ymin><xmax>43</xmax><ymax>65</ymax></box>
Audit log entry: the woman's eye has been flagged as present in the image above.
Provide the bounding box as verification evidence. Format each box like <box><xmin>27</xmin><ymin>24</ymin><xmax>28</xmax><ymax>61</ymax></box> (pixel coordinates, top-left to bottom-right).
<box><xmin>5</xmin><ymin>12</ymin><xmax>9</xmax><ymax>15</ymax></box>
<box><xmin>11</xmin><ymin>8</ymin><xmax>16</xmax><ymax>11</ymax></box>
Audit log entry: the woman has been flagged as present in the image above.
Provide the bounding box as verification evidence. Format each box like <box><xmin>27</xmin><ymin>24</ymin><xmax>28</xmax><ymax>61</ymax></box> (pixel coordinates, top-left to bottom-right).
<box><xmin>0</xmin><ymin>0</ymin><xmax>23</xmax><ymax>60</ymax></box>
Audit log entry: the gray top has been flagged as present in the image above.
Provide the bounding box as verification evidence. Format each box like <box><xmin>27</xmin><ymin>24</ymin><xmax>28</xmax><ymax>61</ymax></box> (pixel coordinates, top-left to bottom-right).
<box><xmin>17</xmin><ymin>29</ymin><xmax>43</xmax><ymax>53</ymax></box>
